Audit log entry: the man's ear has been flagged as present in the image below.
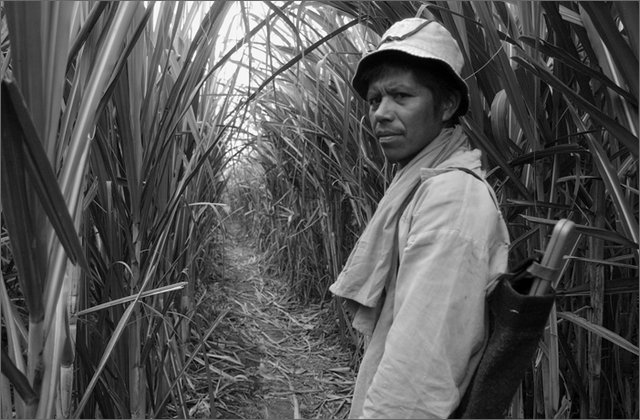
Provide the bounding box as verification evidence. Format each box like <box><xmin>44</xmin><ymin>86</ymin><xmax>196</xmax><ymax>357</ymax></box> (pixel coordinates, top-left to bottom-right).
<box><xmin>441</xmin><ymin>91</ymin><xmax>461</xmax><ymax>122</ymax></box>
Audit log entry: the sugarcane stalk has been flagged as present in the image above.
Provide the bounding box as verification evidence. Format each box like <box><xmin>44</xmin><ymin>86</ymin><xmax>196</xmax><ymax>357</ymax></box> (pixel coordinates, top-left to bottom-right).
<box><xmin>129</xmin><ymin>223</ymin><xmax>146</xmax><ymax>418</ymax></box>
<box><xmin>588</xmin><ymin>182</ymin><xmax>605</xmax><ymax>418</ymax></box>
<box><xmin>36</xmin><ymin>292</ymin><xmax>67</xmax><ymax>419</ymax></box>
<box><xmin>0</xmin><ymin>372</ymin><xmax>13</xmax><ymax>419</ymax></box>
<box><xmin>543</xmin><ymin>306</ymin><xmax>561</xmax><ymax>417</ymax></box>
<box><xmin>0</xmin><ymin>349</ymin><xmax>37</xmax><ymax>406</ymax></box>
<box><xmin>61</xmin><ymin>260</ymin><xmax>81</xmax><ymax>418</ymax></box>
<box><xmin>510</xmin><ymin>384</ymin><xmax>524</xmax><ymax>419</ymax></box>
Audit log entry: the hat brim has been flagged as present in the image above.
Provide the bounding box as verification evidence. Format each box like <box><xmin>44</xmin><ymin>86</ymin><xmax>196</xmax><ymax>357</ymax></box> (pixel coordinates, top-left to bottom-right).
<box><xmin>352</xmin><ymin>49</ymin><xmax>469</xmax><ymax>118</ymax></box>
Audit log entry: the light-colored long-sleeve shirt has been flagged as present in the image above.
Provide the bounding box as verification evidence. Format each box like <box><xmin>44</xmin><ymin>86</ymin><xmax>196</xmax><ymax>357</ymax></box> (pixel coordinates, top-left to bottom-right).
<box><xmin>349</xmin><ymin>149</ymin><xmax>510</xmax><ymax>419</ymax></box>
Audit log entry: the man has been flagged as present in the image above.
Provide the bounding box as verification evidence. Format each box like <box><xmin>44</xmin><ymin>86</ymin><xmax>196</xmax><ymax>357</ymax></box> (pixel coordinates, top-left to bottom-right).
<box><xmin>329</xmin><ymin>18</ymin><xmax>510</xmax><ymax>418</ymax></box>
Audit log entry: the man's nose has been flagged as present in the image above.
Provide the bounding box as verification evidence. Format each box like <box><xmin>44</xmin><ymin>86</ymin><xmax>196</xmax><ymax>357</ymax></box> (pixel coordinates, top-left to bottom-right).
<box><xmin>372</xmin><ymin>96</ymin><xmax>393</xmax><ymax>122</ymax></box>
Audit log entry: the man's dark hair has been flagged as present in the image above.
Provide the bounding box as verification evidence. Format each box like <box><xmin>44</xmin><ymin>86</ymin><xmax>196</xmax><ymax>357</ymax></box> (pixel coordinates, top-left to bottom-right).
<box><xmin>359</xmin><ymin>51</ymin><xmax>462</xmax><ymax>125</ymax></box>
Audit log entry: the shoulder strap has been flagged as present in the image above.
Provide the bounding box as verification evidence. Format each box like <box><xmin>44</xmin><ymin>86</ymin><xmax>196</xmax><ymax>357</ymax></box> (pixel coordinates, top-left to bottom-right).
<box><xmin>391</xmin><ymin>180</ymin><xmax>422</xmax><ymax>276</ymax></box>
<box><xmin>451</xmin><ymin>167</ymin><xmax>501</xmax><ymax>211</ymax></box>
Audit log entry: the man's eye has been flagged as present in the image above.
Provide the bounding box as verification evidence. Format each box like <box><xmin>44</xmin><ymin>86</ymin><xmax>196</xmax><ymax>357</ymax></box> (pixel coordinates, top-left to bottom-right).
<box><xmin>393</xmin><ymin>92</ymin><xmax>409</xmax><ymax>100</ymax></box>
<box><xmin>367</xmin><ymin>97</ymin><xmax>380</xmax><ymax>107</ymax></box>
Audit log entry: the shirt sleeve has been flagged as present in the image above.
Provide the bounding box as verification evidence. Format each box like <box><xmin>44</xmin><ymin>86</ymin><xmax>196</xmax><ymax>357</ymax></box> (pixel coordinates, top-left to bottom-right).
<box><xmin>360</xmin><ymin>171</ymin><xmax>503</xmax><ymax>419</ymax></box>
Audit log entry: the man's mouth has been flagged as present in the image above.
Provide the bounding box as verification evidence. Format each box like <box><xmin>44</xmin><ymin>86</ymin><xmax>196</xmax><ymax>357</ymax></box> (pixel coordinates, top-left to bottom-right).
<box><xmin>376</xmin><ymin>131</ymin><xmax>402</xmax><ymax>141</ymax></box>
<box><xmin>376</xmin><ymin>132</ymin><xmax>401</xmax><ymax>145</ymax></box>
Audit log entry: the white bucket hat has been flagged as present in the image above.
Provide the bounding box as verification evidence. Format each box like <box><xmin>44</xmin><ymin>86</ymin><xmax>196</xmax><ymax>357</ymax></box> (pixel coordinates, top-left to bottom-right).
<box><xmin>352</xmin><ymin>18</ymin><xmax>469</xmax><ymax>117</ymax></box>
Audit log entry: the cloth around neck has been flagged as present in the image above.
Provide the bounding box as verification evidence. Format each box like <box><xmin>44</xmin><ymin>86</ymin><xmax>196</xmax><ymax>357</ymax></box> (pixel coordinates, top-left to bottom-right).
<box><xmin>329</xmin><ymin>125</ymin><xmax>470</xmax><ymax>310</ymax></box>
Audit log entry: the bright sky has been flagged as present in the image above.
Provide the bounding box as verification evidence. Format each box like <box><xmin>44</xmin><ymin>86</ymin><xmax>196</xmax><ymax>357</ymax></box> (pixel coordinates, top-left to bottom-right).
<box><xmin>141</xmin><ymin>1</ymin><xmax>372</xmax><ymax>147</ymax></box>
<box><xmin>144</xmin><ymin>1</ymin><xmax>271</xmax><ymax>133</ymax></box>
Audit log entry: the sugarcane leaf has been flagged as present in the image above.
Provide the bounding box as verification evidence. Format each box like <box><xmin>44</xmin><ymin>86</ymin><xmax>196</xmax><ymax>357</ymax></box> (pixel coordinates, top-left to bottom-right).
<box><xmin>141</xmin><ymin>1</ymin><xmax>240</xmax><ymax>180</ymax></box>
<box><xmin>58</xmin><ymin>1</ymin><xmax>140</xmax><ymax>207</ymax></box>
<box><xmin>187</xmin><ymin>202</ymin><xmax>231</xmax><ymax>221</ymax></box>
<box><xmin>264</xmin><ymin>0</ymin><xmax>302</xmax><ymax>46</ymax></box>
<box><xmin>245</xmin><ymin>17</ymin><xmax>361</xmax><ymax>104</ymax></box>
<box><xmin>512</xmin><ymin>56</ymin><xmax>638</xmax><ymax>157</ymax></box>
<box><xmin>584</xmin><ymin>130</ymin><xmax>639</xmax><ymax>245</ymax></box>
<box><xmin>4</xmin><ymin>2</ymin><xmax>44</xmax><ymax>133</ymax></box>
<box><xmin>71</xmin><ymin>288</ymin><xmax>141</xmax><ymax>418</ymax></box>
<box><xmin>151</xmin><ymin>308</ymin><xmax>230</xmax><ymax>418</ymax></box>
<box><xmin>521</xmin><ymin>215</ymin><xmax>638</xmax><ymax>249</ymax></box>
<box><xmin>614</xmin><ymin>2</ymin><xmax>639</xmax><ymax>62</ymax></box>
<box><xmin>75</xmin><ymin>282</ymin><xmax>188</xmax><ymax>316</ymax></box>
<box><xmin>565</xmin><ymin>255</ymin><xmax>637</xmax><ymax>271</ymax></box>
<box><xmin>558</xmin><ymin>277</ymin><xmax>639</xmax><ymax>296</ymax></box>
<box><xmin>1</xmin><ymin>83</ymin><xmax>44</xmax><ymax>320</ymax></box>
<box><xmin>72</xmin><ymin>223</ymin><xmax>172</xmax><ymax>418</ymax></box>
<box><xmin>44</xmin><ymin>1</ymin><xmax>141</xmax><ymax>337</ymax></box>
<box><xmin>461</xmin><ymin>117</ymin><xmax>532</xmax><ymax>200</ymax></box>
<box><xmin>489</xmin><ymin>89</ymin><xmax>512</xmax><ymax>153</ymax></box>
<box><xmin>2</xmin><ymin>78</ymin><xmax>88</xmax><ymax>271</ymax></box>
<box><xmin>519</xmin><ymin>36</ymin><xmax>637</xmax><ymax>106</ymax></box>
<box><xmin>560</xmin><ymin>102</ymin><xmax>640</xmax><ymax>246</ymax></box>
<box><xmin>472</xmin><ymin>2</ymin><xmax>539</xmax><ymax>150</ymax></box>
<box><xmin>0</xmin><ymin>271</ymin><xmax>28</xmax><ymax>368</ymax></box>
<box><xmin>42</xmin><ymin>1</ymin><xmax>75</xmax><ymax>161</ymax></box>
<box><xmin>425</xmin><ymin>2</ymin><xmax>486</xmax><ymax>28</ymax></box>
<box><xmin>558</xmin><ymin>312</ymin><xmax>639</xmax><ymax>356</ymax></box>
<box><xmin>0</xmin><ymin>349</ymin><xmax>37</xmax><ymax>405</ymax></box>
<box><xmin>508</xmin><ymin>144</ymin><xmax>588</xmax><ymax>167</ymax></box>
<box><xmin>580</xmin><ymin>2</ymin><xmax>638</xmax><ymax>100</ymax></box>
<box><xmin>66</xmin><ymin>2</ymin><xmax>109</xmax><ymax>72</ymax></box>
<box><xmin>96</xmin><ymin>4</ymin><xmax>154</xmax><ymax>225</ymax></box>
<box><xmin>36</xmin><ymin>297</ymin><xmax>67</xmax><ymax>418</ymax></box>
<box><xmin>505</xmin><ymin>199</ymin><xmax>573</xmax><ymax>211</ymax></box>
<box><xmin>96</xmin><ymin>3</ymin><xmax>154</xmax><ymax>122</ymax></box>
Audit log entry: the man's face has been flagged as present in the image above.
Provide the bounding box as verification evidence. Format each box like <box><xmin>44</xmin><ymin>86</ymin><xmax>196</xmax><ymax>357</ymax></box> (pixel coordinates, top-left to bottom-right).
<box><xmin>366</xmin><ymin>69</ymin><xmax>451</xmax><ymax>166</ymax></box>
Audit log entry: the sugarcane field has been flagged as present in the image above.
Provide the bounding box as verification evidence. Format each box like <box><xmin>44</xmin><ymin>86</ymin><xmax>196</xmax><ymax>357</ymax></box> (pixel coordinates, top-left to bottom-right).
<box><xmin>0</xmin><ymin>1</ymin><xmax>638</xmax><ymax>419</ymax></box>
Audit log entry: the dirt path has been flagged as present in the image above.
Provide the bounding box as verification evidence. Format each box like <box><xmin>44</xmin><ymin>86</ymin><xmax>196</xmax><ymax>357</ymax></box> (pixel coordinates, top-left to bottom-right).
<box><xmin>201</xmin><ymin>220</ymin><xmax>355</xmax><ymax>419</ymax></box>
